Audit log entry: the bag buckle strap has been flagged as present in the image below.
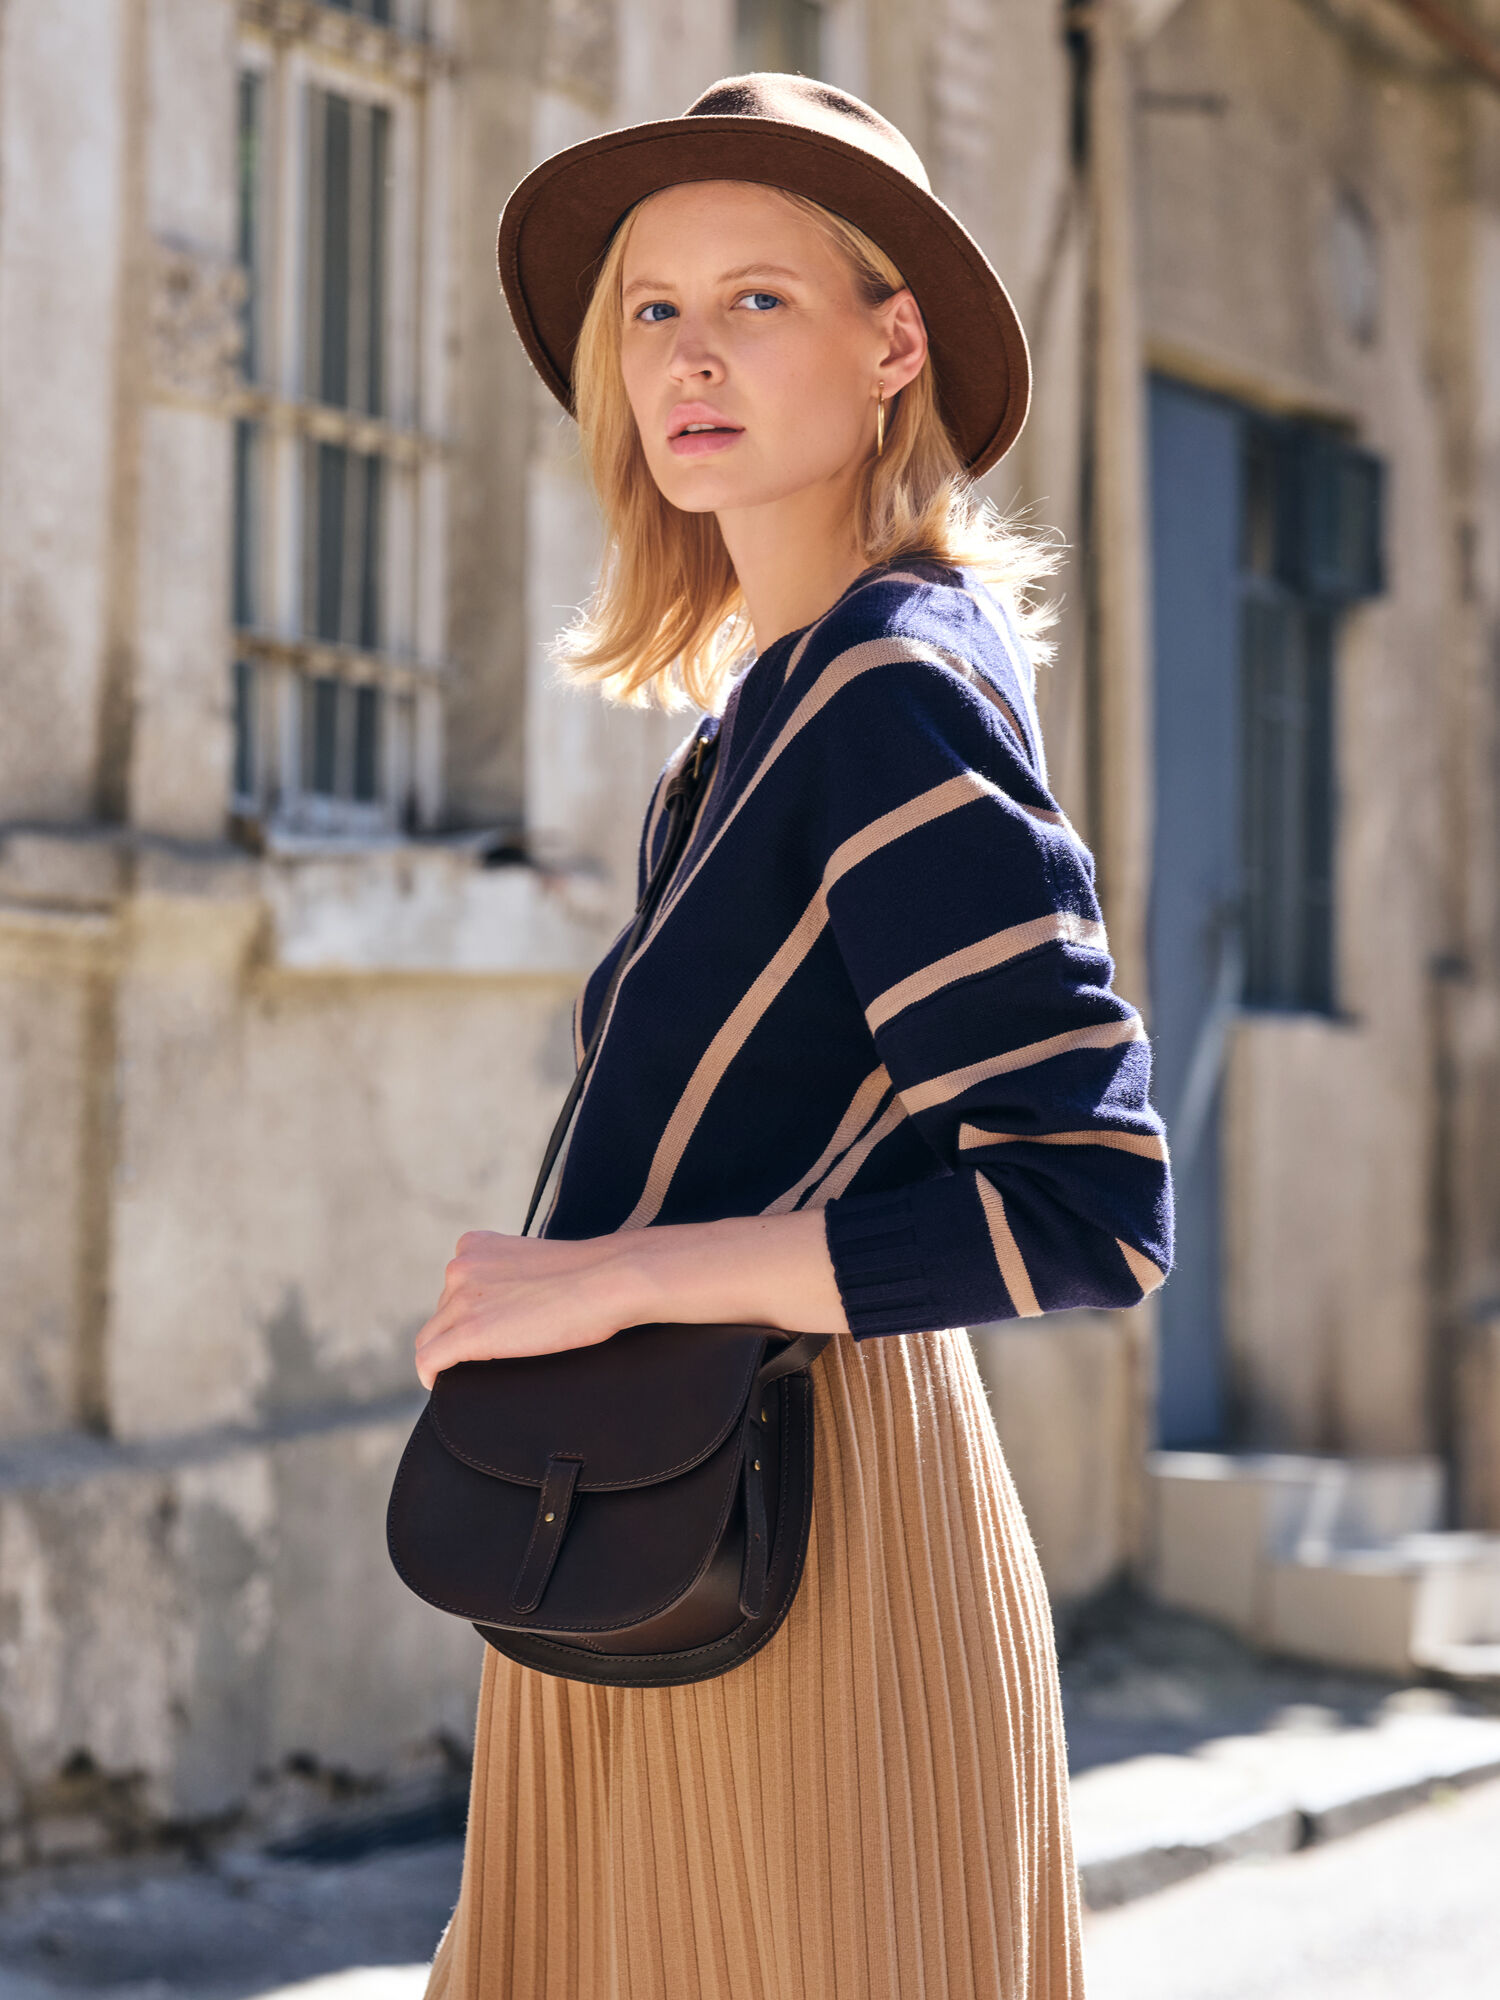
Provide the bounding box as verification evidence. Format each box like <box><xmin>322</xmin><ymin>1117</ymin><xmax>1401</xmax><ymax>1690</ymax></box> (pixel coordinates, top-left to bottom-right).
<box><xmin>510</xmin><ymin>1454</ymin><xmax>582</xmax><ymax>1615</ymax></box>
<box><xmin>756</xmin><ymin>1333</ymin><xmax>830</xmax><ymax>1389</ymax></box>
<box><xmin>739</xmin><ymin>1336</ymin><xmax>829</xmax><ymax>1619</ymax></box>
<box><xmin>739</xmin><ymin>1406</ymin><xmax>770</xmax><ymax>1620</ymax></box>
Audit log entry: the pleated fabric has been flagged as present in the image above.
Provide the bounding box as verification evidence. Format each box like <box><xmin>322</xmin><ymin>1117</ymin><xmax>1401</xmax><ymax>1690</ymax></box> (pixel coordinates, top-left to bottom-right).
<box><xmin>423</xmin><ymin>1328</ymin><xmax>1084</xmax><ymax>2000</ymax></box>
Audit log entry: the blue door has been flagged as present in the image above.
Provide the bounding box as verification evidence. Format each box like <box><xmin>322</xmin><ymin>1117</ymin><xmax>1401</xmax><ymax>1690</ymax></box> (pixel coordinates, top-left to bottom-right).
<box><xmin>1147</xmin><ymin>377</ymin><xmax>1381</xmax><ymax>1445</ymax></box>
<box><xmin>1147</xmin><ymin>377</ymin><xmax>1241</xmax><ymax>1446</ymax></box>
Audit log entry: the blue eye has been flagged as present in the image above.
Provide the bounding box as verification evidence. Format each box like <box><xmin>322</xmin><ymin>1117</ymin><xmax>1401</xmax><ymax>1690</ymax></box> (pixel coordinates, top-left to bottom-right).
<box><xmin>635</xmin><ymin>301</ymin><xmax>677</xmax><ymax>323</ymax></box>
<box><xmin>739</xmin><ymin>292</ymin><xmax>782</xmax><ymax>313</ymax></box>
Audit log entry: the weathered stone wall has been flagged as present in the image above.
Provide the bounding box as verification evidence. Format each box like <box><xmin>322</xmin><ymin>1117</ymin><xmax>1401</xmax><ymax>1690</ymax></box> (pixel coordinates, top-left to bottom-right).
<box><xmin>0</xmin><ymin>0</ymin><xmax>129</xmax><ymax>821</ymax></box>
<box><xmin>1138</xmin><ymin>0</ymin><xmax>1500</xmax><ymax>1463</ymax></box>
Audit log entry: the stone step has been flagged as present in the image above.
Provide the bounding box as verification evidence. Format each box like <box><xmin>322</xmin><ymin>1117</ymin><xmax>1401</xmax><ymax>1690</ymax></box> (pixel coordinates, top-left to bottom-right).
<box><xmin>1267</xmin><ymin>1536</ymin><xmax>1500</xmax><ymax>1677</ymax></box>
<box><xmin>1147</xmin><ymin>1451</ymin><xmax>1500</xmax><ymax>1674</ymax></box>
<box><xmin>1415</xmin><ymin>1640</ymin><xmax>1500</xmax><ymax>1683</ymax></box>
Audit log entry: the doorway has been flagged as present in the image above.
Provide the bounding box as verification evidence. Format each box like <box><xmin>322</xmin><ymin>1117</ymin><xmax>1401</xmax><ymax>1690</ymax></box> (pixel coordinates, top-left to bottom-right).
<box><xmin>1146</xmin><ymin>374</ymin><xmax>1381</xmax><ymax>1446</ymax></box>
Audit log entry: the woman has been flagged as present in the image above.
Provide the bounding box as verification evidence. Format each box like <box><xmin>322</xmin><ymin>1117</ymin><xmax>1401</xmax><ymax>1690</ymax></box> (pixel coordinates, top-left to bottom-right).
<box><xmin>416</xmin><ymin>74</ymin><xmax>1171</xmax><ymax>2000</ymax></box>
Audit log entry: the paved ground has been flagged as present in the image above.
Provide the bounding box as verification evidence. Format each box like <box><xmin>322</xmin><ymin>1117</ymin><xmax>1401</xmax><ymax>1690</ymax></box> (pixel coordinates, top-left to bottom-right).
<box><xmin>7</xmin><ymin>1779</ymin><xmax>1500</xmax><ymax>2000</ymax></box>
<box><xmin>2</xmin><ymin>1599</ymin><xmax>1495</xmax><ymax>2000</ymax></box>
<box><xmin>1083</xmin><ymin>1771</ymin><xmax>1500</xmax><ymax>2000</ymax></box>
<box><xmin>0</xmin><ymin>1843</ymin><xmax>458</xmax><ymax>2000</ymax></box>
<box><xmin>1055</xmin><ymin>1592</ymin><xmax>1471</xmax><ymax>1773</ymax></box>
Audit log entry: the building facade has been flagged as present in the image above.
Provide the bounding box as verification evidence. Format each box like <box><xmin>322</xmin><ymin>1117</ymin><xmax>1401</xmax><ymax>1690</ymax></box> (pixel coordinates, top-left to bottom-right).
<box><xmin>1</xmin><ymin>0</ymin><xmax>1499</xmax><ymax>1857</ymax></box>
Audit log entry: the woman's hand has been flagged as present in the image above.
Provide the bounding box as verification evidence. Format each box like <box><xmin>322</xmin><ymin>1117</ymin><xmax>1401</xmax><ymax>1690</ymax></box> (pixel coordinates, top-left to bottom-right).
<box><xmin>414</xmin><ymin>1212</ymin><xmax>849</xmax><ymax>1390</ymax></box>
<box><xmin>414</xmin><ymin>1232</ymin><xmax>636</xmax><ymax>1389</ymax></box>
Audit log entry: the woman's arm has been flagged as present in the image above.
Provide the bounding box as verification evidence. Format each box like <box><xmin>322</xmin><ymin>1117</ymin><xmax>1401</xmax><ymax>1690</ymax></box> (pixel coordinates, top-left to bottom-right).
<box><xmin>414</xmin><ymin>1211</ymin><xmax>847</xmax><ymax>1390</ymax></box>
<box><xmin>813</xmin><ymin>643</ymin><xmax>1172</xmax><ymax>1337</ymax></box>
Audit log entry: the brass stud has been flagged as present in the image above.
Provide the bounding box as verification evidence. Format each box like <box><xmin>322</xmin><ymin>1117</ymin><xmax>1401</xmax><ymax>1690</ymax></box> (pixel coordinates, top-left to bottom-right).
<box><xmin>544</xmin><ymin>1511</ymin><xmax>555</xmax><ymax>1523</ymax></box>
<box><xmin>754</xmin><ymin>1460</ymin><xmax>761</xmax><ymax>1472</ymax></box>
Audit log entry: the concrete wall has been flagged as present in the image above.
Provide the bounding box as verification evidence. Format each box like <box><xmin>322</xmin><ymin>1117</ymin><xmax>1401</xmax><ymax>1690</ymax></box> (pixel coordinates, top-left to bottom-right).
<box><xmin>0</xmin><ymin>0</ymin><xmax>129</xmax><ymax>821</ymax></box>
<box><xmin>1138</xmin><ymin>0</ymin><xmax>1500</xmax><ymax>1463</ymax></box>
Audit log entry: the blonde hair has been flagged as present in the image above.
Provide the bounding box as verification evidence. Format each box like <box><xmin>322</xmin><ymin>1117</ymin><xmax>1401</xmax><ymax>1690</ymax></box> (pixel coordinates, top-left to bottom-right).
<box><xmin>556</xmin><ymin>186</ymin><xmax>1061</xmax><ymax>710</ymax></box>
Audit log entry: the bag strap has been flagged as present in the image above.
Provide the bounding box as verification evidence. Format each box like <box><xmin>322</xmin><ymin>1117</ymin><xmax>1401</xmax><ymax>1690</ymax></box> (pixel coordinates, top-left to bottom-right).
<box><xmin>522</xmin><ymin>728</ymin><xmax>719</xmax><ymax>1237</ymax></box>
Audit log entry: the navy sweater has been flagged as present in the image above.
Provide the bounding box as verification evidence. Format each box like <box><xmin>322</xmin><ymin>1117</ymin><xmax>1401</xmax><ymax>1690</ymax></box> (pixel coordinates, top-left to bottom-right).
<box><xmin>546</xmin><ymin>561</ymin><xmax>1173</xmax><ymax>1337</ymax></box>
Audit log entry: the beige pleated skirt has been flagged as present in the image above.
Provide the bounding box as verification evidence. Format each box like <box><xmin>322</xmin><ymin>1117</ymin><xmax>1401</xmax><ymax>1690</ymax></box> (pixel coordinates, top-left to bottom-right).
<box><xmin>423</xmin><ymin>1328</ymin><xmax>1084</xmax><ymax>2000</ymax></box>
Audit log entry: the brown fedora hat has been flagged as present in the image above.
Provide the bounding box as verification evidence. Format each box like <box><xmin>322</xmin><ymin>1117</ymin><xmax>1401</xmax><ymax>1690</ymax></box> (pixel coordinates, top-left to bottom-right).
<box><xmin>497</xmin><ymin>73</ymin><xmax>1030</xmax><ymax>479</ymax></box>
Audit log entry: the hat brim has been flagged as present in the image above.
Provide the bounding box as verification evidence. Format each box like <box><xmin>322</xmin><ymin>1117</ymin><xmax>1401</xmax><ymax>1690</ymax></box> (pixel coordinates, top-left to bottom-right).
<box><xmin>497</xmin><ymin>115</ymin><xmax>1031</xmax><ymax>479</ymax></box>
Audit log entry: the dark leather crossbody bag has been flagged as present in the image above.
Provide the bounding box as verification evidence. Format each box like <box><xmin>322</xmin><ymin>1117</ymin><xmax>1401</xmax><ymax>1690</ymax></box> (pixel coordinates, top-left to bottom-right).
<box><xmin>386</xmin><ymin>734</ymin><xmax>829</xmax><ymax>1687</ymax></box>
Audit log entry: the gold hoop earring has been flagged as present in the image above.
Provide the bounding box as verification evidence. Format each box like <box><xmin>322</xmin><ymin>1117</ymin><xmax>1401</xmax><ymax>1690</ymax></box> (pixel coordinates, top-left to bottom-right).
<box><xmin>875</xmin><ymin>385</ymin><xmax>886</xmax><ymax>459</ymax></box>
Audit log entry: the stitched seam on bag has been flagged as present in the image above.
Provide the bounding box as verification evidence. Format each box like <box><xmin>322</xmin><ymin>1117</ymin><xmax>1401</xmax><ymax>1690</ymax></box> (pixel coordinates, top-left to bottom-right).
<box><xmin>391</xmin><ymin>1421</ymin><xmax>752</xmax><ymax>1631</ymax></box>
<box><xmin>490</xmin><ymin>1376</ymin><xmax>818</xmax><ymax>1683</ymax></box>
<box><xmin>512</xmin><ymin>1376</ymin><xmax>810</xmax><ymax>1665</ymax></box>
<box><xmin>392</xmin><ymin>1363</ymin><xmax>820</xmax><ymax>1652</ymax></box>
<box><xmin>427</xmin><ymin>1340</ymin><xmax>767</xmax><ymax>1488</ymax></box>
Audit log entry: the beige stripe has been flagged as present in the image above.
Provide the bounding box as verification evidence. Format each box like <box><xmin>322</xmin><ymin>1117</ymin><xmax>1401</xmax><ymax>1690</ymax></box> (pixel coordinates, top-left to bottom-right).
<box><xmin>977</xmin><ymin>1177</ymin><xmax>1042</xmax><ymax>1317</ymax></box>
<box><xmin>620</xmin><ymin>888</ymin><xmax>830</xmax><ymax>1231</ymax></box>
<box><xmin>762</xmin><ymin>1066</ymin><xmax>893</xmax><ymax>1215</ymax></box>
<box><xmin>641</xmin><ymin>779</ymin><xmax>668</xmax><ymax>864</ymax></box>
<box><xmin>623</xmin><ymin>773</ymin><xmax>999</xmax><ymax>1229</ymax></box>
<box><xmin>1117</xmin><ymin>1238</ymin><xmax>1166</xmax><ymax>1297</ymax></box>
<box><xmin>901</xmin><ymin>1015</ymin><xmax>1147</xmax><ymax>1117</ymax></box>
<box><xmin>806</xmin><ymin>1097</ymin><xmax>909</xmax><ymax>1208</ymax></box>
<box><xmin>779</xmin><ymin>622</ymin><xmax>817</xmax><ymax>687</ymax></box>
<box><xmin>866</xmin><ymin>912</ymin><xmax>1109</xmax><ymax>1035</ymax></box>
<box><xmin>535</xmin><ymin>750</ymin><xmax>698</xmax><ymax>1234</ymax></box>
<box><xmin>773</xmin><ymin>569</ymin><xmax>932</xmax><ymax>688</ymax></box>
<box><xmin>928</xmin><ymin>638</ymin><xmax>1030</xmax><ymax>746</ymax></box>
<box><xmin>644</xmin><ymin>635</ymin><xmax>973</xmax><ymax>948</ymax></box>
<box><xmin>883</xmin><ymin>624</ymin><xmax>1061</xmax><ymax>819</ymax></box>
<box><xmin>942</xmin><ymin>643</ymin><xmax>1070</xmax><ymax>830</ymax></box>
<box><xmin>829</xmin><ymin>768</ymin><xmax>1004</xmax><ymax>880</ymax></box>
<box><xmin>781</xmin><ymin>569</ymin><xmax>935</xmax><ymax>685</ymax></box>
<box><xmin>1018</xmin><ymin>801</ymin><xmax>1068</xmax><ymax>828</ymax></box>
<box><xmin>957</xmin><ymin>1122</ymin><xmax>1168</xmax><ymax>1162</ymax></box>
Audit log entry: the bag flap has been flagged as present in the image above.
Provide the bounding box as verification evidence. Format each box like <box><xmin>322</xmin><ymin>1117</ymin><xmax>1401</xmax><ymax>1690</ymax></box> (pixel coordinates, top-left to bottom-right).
<box><xmin>426</xmin><ymin>1321</ymin><xmax>770</xmax><ymax>1489</ymax></box>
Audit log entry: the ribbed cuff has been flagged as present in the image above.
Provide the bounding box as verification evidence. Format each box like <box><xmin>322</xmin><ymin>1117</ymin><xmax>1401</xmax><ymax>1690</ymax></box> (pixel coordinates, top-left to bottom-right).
<box><xmin>822</xmin><ymin>1189</ymin><xmax>934</xmax><ymax>1339</ymax></box>
<box><xmin>825</xmin><ymin>1174</ymin><xmax>1010</xmax><ymax>1339</ymax></box>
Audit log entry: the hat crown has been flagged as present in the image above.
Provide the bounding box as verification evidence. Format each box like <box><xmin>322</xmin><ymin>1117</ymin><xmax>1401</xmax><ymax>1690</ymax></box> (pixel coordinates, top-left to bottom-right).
<box><xmin>497</xmin><ymin>72</ymin><xmax>1029</xmax><ymax>474</ymax></box>
<box><xmin>683</xmin><ymin>73</ymin><xmax>932</xmax><ymax>195</ymax></box>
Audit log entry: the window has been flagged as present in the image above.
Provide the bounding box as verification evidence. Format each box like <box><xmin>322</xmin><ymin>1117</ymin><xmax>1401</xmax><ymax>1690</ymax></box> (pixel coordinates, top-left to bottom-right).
<box><xmin>304</xmin><ymin>89</ymin><xmax>388</xmax><ymax>418</ymax></box>
<box><xmin>736</xmin><ymin>0</ymin><xmax>822</xmax><ymax>75</ymax></box>
<box><xmin>230</xmin><ymin>12</ymin><xmax>446</xmax><ymax>837</ymax></box>
<box><xmin>1237</xmin><ymin>416</ymin><xmax>1382</xmax><ymax>1011</ymax></box>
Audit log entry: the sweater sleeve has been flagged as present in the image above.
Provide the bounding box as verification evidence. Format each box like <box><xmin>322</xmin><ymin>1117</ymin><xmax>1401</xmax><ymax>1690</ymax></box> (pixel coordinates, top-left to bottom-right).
<box><xmin>816</xmin><ymin>644</ymin><xmax>1173</xmax><ymax>1338</ymax></box>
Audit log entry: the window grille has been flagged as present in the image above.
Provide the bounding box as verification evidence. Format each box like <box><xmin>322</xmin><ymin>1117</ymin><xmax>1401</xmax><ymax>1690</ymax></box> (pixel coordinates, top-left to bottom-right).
<box><xmin>237</xmin><ymin>71</ymin><xmax>264</xmax><ymax>381</ymax></box>
<box><xmin>232</xmin><ymin>418</ymin><xmax>261</xmax><ymax>629</ymax></box>
<box><xmin>230</xmin><ymin>15</ymin><xmax>446</xmax><ymax>839</ymax></box>
<box><xmin>304</xmin><ymin>89</ymin><xmax>389</xmax><ymax>418</ymax></box>
<box><xmin>1240</xmin><ymin>594</ymin><xmax>1336</xmax><ymax>1012</ymax></box>
<box><xmin>1237</xmin><ymin>416</ymin><xmax>1381</xmax><ymax>1013</ymax></box>
<box><xmin>303</xmin><ymin>441</ymin><xmax>382</xmax><ymax>650</ymax></box>
<box><xmin>233</xmin><ymin>657</ymin><xmax>259</xmax><ymax>804</ymax></box>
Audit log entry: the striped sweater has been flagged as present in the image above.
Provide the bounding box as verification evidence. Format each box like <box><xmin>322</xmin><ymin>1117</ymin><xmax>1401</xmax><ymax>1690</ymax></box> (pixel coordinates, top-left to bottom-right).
<box><xmin>547</xmin><ymin>560</ymin><xmax>1173</xmax><ymax>1338</ymax></box>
